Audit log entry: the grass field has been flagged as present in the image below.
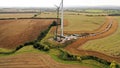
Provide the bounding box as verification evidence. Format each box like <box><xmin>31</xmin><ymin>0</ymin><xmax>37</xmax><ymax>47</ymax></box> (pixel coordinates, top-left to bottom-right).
<box><xmin>81</xmin><ymin>16</ymin><xmax>120</xmax><ymax>57</ymax></box>
<box><xmin>85</xmin><ymin>9</ymin><xmax>105</xmax><ymax>13</ymax></box>
<box><xmin>63</xmin><ymin>15</ymin><xmax>105</xmax><ymax>31</ymax></box>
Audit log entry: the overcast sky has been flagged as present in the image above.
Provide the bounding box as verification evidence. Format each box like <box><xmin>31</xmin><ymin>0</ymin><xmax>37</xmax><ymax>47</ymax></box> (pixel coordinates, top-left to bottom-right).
<box><xmin>0</xmin><ymin>0</ymin><xmax>120</xmax><ymax>7</ymax></box>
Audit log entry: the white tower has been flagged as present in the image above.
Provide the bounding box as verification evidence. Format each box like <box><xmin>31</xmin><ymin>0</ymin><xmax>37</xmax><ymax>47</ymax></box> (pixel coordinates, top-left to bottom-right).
<box><xmin>61</xmin><ymin>0</ymin><xmax>64</xmax><ymax>37</ymax></box>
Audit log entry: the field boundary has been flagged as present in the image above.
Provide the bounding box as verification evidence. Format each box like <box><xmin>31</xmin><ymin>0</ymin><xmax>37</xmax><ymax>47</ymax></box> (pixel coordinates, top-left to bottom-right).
<box><xmin>0</xmin><ymin>18</ymin><xmax>60</xmax><ymax>20</ymax></box>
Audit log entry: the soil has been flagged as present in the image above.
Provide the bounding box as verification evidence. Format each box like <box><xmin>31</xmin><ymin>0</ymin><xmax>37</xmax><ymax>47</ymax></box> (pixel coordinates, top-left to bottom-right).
<box><xmin>0</xmin><ymin>53</ymin><xmax>90</xmax><ymax>68</ymax></box>
<box><xmin>0</xmin><ymin>19</ymin><xmax>55</xmax><ymax>49</ymax></box>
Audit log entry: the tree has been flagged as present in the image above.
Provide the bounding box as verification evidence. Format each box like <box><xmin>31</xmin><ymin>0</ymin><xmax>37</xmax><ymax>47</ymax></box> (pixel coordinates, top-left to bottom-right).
<box><xmin>33</xmin><ymin>42</ymin><xmax>40</xmax><ymax>48</ymax></box>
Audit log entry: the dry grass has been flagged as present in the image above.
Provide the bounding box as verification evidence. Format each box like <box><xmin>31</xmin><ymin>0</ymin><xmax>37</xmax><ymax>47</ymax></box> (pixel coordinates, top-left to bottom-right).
<box><xmin>81</xmin><ymin>16</ymin><xmax>120</xmax><ymax>57</ymax></box>
<box><xmin>37</xmin><ymin>12</ymin><xmax>106</xmax><ymax>31</ymax></box>
<box><xmin>63</xmin><ymin>15</ymin><xmax>105</xmax><ymax>31</ymax></box>
<box><xmin>0</xmin><ymin>13</ymin><xmax>36</xmax><ymax>18</ymax></box>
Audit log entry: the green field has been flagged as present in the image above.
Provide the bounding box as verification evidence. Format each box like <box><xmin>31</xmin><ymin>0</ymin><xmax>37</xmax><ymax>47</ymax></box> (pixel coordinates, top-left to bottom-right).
<box><xmin>81</xmin><ymin>16</ymin><xmax>120</xmax><ymax>57</ymax></box>
<box><xmin>85</xmin><ymin>9</ymin><xmax>105</xmax><ymax>13</ymax></box>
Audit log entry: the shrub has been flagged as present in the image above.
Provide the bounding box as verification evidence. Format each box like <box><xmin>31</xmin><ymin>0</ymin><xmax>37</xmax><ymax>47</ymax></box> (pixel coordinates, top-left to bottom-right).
<box><xmin>15</xmin><ymin>45</ymin><xmax>24</xmax><ymax>51</ymax></box>
<box><xmin>59</xmin><ymin>49</ymin><xmax>76</xmax><ymax>61</ymax></box>
<box><xmin>33</xmin><ymin>42</ymin><xmax>50</xmax><ymax>51</ymax></box>
<box><xmin>81</xmin><ymin>56</ymin><xmax>110</xmax><ymax>65</ymax></box>
<box><xmin>77</xmin><ymin>56</ymin><xmax>82</xmax><ymax>62</ymax></box>
<box><xmin>33</xmin><ymin>42</ymin><xmax>40</xmax><ymax>48</ymax></box>
<box><xmin>116</xmin><ymin>64</ymin><xmax>120</xmax><ymax>68</ymax></box>
<box><xmin>24</xmin><ymin>41</ymin><xmax>35</xmax><ymax>46</ymax></box>
<box><xmin>60</xmin><ymin>51</ymin><xmax>68</xmax><ymax>60</ymax></box>
<box><xmin>110</xmin><ymin>61</ymin><xmax>116</xmax><ymax>68</ymax></box>
<box><xmin>43</xmin><ymin>45</ymin><xmax>50</xmax><ymax>51</ymax></box>
<box><xmin>51</xmin><ymin>21</ymin><xmax>57</xmax><ymax>26</ymax></box>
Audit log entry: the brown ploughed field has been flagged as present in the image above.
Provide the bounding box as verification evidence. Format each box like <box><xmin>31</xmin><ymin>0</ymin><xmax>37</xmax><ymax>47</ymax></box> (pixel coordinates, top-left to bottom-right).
<box><xmin>0</xmin><ymin>53</ymin><xmax>89</xmax><ymax>68</ymax></box>
<box><xmin>0</xmin><ymin>19</ymin><xmax>55</xmax><ymax>49</ymax></box>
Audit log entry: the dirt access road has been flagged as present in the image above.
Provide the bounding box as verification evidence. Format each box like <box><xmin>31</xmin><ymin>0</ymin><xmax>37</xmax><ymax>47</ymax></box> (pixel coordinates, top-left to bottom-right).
<box><xmin>65</xmin><ymin>16</ymin><xmax>120</xmax><ymax>63</ymax></box>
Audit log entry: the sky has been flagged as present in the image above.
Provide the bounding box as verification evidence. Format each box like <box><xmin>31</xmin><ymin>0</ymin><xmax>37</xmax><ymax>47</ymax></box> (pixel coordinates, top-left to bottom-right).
<box><xmin>0</xmin><ymin>0</ymin><xmax>120</xmax><ymax>8</ymax></box>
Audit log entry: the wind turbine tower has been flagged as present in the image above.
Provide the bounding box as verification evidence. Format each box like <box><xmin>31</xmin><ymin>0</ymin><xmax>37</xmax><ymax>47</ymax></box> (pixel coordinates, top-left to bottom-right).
<box><xmin>61</xmin><ymin>0</ymin><xmax>64</xmax><ymax>37</ymax></box>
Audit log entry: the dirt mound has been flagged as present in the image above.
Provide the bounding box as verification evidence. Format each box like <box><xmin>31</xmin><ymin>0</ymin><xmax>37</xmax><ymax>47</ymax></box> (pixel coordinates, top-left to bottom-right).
<box><xmin>0</xmin><ymin>53</ymin><xmax>89</xmax><ymax>68</ymax></box>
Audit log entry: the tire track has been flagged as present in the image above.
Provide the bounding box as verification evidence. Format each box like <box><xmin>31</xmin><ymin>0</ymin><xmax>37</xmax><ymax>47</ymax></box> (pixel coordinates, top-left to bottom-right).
<box><xmin>0</xmin><ymin>53</ymin><xmax>89</xmax><ymax>68</ymax></box>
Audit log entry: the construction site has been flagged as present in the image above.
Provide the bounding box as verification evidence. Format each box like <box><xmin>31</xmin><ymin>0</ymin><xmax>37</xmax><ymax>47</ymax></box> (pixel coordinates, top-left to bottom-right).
<box><xmin>0</xmin><ymin>0</ymin><xmax>120</xmax><ymax>68</ymax></box>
